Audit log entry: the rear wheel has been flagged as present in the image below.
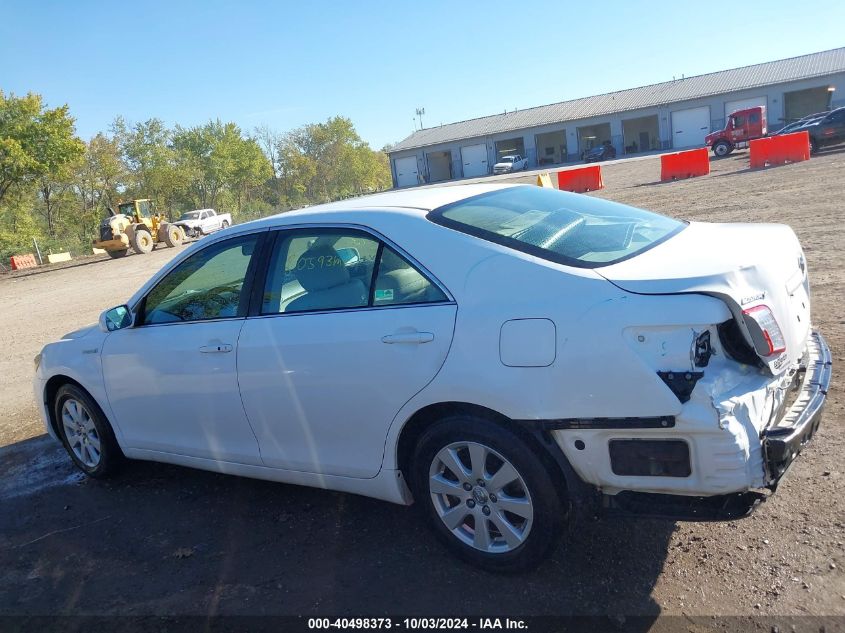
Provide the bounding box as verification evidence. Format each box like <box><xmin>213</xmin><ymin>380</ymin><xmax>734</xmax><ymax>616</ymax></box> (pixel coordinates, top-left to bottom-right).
<box><xmin>713</xmin><ymin>140</ymin><xmax>733</xmax><ymax>157</ymax></box>
<box><xmin>221</xmin><ymin>220</ymin><xmax>230</xmax><ymax>229</ymax></box>
<box><xmin>411</xmin><ymin>416</ymin><xmax>564</xmax><ymax>572</ymax></box>
<box><xmin>161</xmin><ymin>223</ymin><xmax>184</xmax><ymax>248</ymax></box>
<box><xmin>54</xmin><ymin>384</ymin><xmax>122</xmax><ymax>478</ymax></box>
<box><xmin>107</xmin><ymin>249</ymin><xmax>129</xmax><ymax>259</ymax></box>
<box><xmin>131</xmin><ymin>228</ymin><xmax>154</xmax><ymax>254</ymax></box>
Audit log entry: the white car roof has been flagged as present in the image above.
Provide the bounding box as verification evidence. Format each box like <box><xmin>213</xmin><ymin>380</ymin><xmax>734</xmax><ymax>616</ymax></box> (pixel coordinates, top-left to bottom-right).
<box><xmin>248</xmin><ymin>183</ymin><xmax>520</xmax><ymax>229</ymax></box>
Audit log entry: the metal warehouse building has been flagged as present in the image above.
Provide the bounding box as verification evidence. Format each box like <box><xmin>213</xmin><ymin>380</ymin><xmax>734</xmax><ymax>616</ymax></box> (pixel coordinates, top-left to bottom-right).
<box><xmin>388</xmin><ymin>47</ymin><xmax>845</xmax><ymax>188</ymax></box>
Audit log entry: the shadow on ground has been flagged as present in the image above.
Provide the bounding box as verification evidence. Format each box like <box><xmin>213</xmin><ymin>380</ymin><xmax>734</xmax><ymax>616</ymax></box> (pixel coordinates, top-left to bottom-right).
<box><xmin>0</xmin><ymin>435</ymin><xmax>674</xmax><ymax>623</ymax></box>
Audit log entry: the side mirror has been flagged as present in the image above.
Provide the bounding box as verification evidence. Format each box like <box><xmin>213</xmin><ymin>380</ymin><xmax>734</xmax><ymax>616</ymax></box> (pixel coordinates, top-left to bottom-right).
<box><xmin>99</xmin><ymin>305</ymin><xmax>133</xmax><ymax>332</ymax></box>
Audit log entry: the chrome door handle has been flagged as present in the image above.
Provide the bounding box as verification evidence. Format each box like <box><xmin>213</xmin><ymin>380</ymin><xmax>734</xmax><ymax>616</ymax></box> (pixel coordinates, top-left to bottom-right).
<box><xmin>381</xmin><ymin>332</ymin><xmax>434</xmax><ymax>345</ymax></box>
<box><xmin>199</xmin><ymin>343</ymin><xmax>233</xmax><ymax>353</ymax></box>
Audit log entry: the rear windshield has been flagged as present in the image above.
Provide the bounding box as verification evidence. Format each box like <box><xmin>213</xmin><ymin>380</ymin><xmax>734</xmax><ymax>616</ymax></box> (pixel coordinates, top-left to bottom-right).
<box><xmin>428</xmin><ymin>186</ymin><xmax>685</xmax><ymax>268</ymax></box>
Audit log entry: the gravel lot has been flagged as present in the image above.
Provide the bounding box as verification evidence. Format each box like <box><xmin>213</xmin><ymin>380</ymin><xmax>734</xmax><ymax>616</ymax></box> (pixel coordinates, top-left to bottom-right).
<box><xmin>1</xmin><ymin>150</ymin><xmax>843</xmax><ymax>623</ymax></box>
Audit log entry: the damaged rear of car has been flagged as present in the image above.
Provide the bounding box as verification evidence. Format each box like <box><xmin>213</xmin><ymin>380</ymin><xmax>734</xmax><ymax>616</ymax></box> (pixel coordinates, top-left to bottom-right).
<box><xmin>428</xmin><ymin>186</ymin><xmax>831</xmax><ymax>523</ymax></box>
<box><xmin>595</xmin><ymin>221</ymin><xmax>831</xmax><ymax>516</ymax></box>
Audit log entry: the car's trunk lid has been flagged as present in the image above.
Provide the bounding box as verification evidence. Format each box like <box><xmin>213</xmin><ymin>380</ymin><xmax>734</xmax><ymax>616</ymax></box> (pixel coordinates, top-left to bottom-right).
<box><xmin>597</xmin><ymin>221</ymin><xmax>811</xmax><ymax>373</ymax></box>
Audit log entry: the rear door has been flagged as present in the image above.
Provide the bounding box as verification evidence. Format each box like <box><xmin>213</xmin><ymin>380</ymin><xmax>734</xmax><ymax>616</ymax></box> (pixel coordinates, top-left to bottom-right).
<box><xmin>237</xmin><ymin>227</ymin><xmax>457</xmax><ymax>478</ymax></box>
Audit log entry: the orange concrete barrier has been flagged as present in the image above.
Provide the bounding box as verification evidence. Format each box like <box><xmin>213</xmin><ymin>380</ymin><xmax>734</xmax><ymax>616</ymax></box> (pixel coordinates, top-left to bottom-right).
<box><xmin>10</xmin><ymin>254</ymin><xmax>38</xmax><ymax>270</ymax></box>
<box><xmin>556</xmin><ymin>165</ymin><xmax>603</xmax><ymax>193</ymax></box>
<box><xmin>660</xmin><ymin>148</ymin><xmax>710</xmax><ymax>181</ymax></box>
<box><xmin>750</xmin><ymin>131</ymin><xmax>810</xmax><ymax>169</ymax></box>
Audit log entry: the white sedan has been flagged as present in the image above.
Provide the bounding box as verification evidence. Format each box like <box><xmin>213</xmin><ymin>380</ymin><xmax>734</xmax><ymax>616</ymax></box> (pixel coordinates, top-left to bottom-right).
<box><xmin>34</xmin><ymin>184</ymin><xmax>830</xmax><ymax>571</ymax></box>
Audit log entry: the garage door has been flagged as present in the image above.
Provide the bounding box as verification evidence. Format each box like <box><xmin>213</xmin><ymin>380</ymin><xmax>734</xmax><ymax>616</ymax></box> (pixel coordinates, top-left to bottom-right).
<box><xmin>461</xmin><ymin>143</ymin><xmax>488</xmax><ymax>178</ymax></box>
<box><xmin>671</xmin><ymin>106</ymin><xmax>711</xmax><ymax>148</ymax></box>
<box><xmin>725</xmin><ymin>96</ymin><xmax>766</xmax><ymax>118</ymax></box>
<box><xmin>394</xmin><ymin>156</ymin><xmax>419</xmax><ymax>188</ymax></box>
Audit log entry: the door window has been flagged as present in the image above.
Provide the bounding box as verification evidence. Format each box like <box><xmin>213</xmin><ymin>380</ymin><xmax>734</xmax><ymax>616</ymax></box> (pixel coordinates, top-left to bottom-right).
<box><xmin>261</xmin><ymin>229</ymin><xmax>448</xmax><ymax>314</ymax></box>
<box><xmin>141</xmin><ymin>234</ymin><xmax>260</xmax><ymax>324</ymax></box>
<box><xmin>262</xmin><ymin>230</ymin><xmax>379</xmax><ymax>314</ymax></box>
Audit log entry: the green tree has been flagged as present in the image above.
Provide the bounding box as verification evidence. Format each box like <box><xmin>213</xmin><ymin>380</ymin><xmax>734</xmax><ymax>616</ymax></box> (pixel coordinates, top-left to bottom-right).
<box><xmin>0</xmin><ymin>91</ymin><xmax>84</xmax><ymax>205</ymax></box>
<box><xmin>276</xmin><ymin>116</ymin><xmax>391</xmax><ymax>206</ymax></box>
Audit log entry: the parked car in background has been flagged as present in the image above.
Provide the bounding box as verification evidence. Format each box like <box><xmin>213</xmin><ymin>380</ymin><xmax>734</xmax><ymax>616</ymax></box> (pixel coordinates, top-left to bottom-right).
<box><xmin>174</xmin><ymin>208</ymin><xmax>232</xmax><ymax>238</ymax></box>
<box><xmin>774</xmin><ymin>111</ymin><xmax>828</xmax><ymax>135</ymax></box>
<box><xmin>35</xmin><ymin>184</ymin><xmax>830</xmax><ymax>572</ymax></box>
<box><xmin>799</xmin><ymin>107</ymin><xmax>845</xmax><ymax>152</ymax></box>
<box><xmin>493</xmin><ymin>154</ymin><xmax>528</xmax><ymax>174</ymax></box>
<box><xmin>583</xmin><ymin>142</ymin><xmax>617</xmax><ymax>163</ymax></box>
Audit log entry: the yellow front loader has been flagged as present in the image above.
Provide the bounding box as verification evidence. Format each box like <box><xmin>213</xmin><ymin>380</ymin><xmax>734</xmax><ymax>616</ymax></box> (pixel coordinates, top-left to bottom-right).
<box><xmin>94</xmin><ymin>199</ymin><xmax>184</xmax><ymax>258</ymax></box>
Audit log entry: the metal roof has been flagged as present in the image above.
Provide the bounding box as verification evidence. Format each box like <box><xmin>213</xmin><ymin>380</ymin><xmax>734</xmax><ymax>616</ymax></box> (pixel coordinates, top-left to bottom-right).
<box><xmin>389</xmin><ymin>47</ymin><xmax>845</xmax><ymax>153</ymax></box>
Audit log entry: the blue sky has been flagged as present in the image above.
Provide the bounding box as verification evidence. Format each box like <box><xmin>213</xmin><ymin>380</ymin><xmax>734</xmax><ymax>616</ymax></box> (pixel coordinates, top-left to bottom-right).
<box><xmin>2</xmin><ymin>0</ymin><xmax>844</xmax><ymax>149</ymax></box>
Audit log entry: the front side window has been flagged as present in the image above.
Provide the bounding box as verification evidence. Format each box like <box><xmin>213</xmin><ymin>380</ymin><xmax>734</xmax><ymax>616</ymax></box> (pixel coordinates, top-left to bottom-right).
<box><xmin>428</xmin><ymin>186</ymin><xmax>684</xmax><ymax>267</ymax></box>
<box><xmin>141</xmin><ymin>234</ymin><xmax>259</xmax><ymax>324</ymax></box>
<box><xmin>261</xmin><ymin>229</ymin><xmax>448</xmax><ymax>314</ymax></box>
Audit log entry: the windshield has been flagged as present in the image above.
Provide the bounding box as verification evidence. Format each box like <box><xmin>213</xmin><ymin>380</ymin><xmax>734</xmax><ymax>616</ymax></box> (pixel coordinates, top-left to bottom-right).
<box><xmin>428</xmin><ymin>186</ymin><xmax>685</xmax><ymax>267</ymax></box>
<box><xmin>117</xmin><ymin>202</ymin><xmax>134</xmax><ymax>216</ymax></box>
<box><xmin>180</xmin><ymin>211</ymin><xmax>201</xmax><ymax>220</ymax></box>
<box><xmin>499</xmin><ymin>157</ymin><xmax>515</xmax><ymax>163</ymax></box>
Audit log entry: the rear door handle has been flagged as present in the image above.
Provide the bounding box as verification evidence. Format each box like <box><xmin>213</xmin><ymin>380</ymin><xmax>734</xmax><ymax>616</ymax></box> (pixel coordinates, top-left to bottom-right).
<box><xmin>381</xmin><ymin>332</ymin><xmax>434</xmax><ymax>345</ymax></box>
<box><xmin>199</xmin><ymin>343</ymin><xmax>233</xmax><ymax>353</ymax></box>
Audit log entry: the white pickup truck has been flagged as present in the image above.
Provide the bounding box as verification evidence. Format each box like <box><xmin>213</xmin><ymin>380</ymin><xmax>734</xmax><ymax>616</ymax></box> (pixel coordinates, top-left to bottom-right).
<box><xmin>492</xmin><ymin>154</ymin><xmax>528</xmax><ymax>174</ymax></box>
<box><xmin>174</xmin><ymin>209</ymin><xmax>232</xmax><ymax>238</ymax></box>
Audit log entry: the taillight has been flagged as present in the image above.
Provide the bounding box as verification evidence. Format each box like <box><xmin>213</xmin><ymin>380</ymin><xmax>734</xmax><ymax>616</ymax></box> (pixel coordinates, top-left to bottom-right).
<box><xmin>742</xmin><ymin>305</ymin><xmax>786</xmax><ymax>356</ymax></box>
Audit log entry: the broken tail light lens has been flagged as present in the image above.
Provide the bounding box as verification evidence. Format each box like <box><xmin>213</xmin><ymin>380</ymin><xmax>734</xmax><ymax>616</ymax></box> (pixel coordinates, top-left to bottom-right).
<box><xmin>742</xmin><ymin>305</ymin><xmax>786</xmax><ymax>356</ymax></box>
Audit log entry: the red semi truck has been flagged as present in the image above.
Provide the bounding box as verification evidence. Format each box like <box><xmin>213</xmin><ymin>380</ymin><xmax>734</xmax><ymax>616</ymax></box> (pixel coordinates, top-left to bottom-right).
<box><xmin>705</xmin><ymin>106</ymin><xmax>767</xmax><ymax>157</ymax></box>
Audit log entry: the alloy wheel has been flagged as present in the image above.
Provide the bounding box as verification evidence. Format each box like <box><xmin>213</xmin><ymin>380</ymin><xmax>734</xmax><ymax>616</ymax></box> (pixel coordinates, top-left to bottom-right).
<box><xmin>61</xmin><ymin>398</ymin><xmax>101</xmax><ymax>468</ymax></box>
<box><xmin>429</xmin><ymin>441</ymin><xmax>533</xmax><ymax>553</ymax></box>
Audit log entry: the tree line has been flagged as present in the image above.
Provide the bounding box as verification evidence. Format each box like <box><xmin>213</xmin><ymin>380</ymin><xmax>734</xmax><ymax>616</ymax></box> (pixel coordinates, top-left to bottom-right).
<box><xmin>0</xmin><ymin>91</ymin><xmax>393</xmax><ymax>260</ymax></box>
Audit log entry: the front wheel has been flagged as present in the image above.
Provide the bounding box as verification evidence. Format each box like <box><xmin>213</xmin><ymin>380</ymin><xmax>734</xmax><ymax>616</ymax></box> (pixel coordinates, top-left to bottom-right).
<box><xmin>54</xmin><ymin>384</ymin><xmax>122</xmax><ymax>478</ymax></box>
<box><xmin>411</xmin><ymin>416</ymin><xmax>565</xmax><ymax>572</ymax></box>
<box><xmin>131</xmin><ymin>229</ymin><xmax>154</xmax><ymax>254</ymax></box>
<box><xmin>161</xmin><ymin>223</ymin><xmax>183</xmax><ymax>248</ymax></box>
<box><xmin>713</xmin><ymin>140</ymin><xmax>733</xmax><ymax>157</ymax></box>
<box><xmin>809</xmin><ymin>137</ymin><xmax>818</xmax><ymax>154</ymax></box>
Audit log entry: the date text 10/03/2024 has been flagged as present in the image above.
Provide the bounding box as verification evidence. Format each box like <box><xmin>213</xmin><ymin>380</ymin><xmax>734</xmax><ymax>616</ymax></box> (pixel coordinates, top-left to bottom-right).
<box><xmin>307</xmin><ymin>618</ymin><xmax>528</xmax><ymax>630</ymax></box>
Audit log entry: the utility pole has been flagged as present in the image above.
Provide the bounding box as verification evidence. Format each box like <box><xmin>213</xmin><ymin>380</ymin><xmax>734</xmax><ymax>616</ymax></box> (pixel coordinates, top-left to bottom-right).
<box><xmin>415</xmin><ymin>107</ymin><xmax>426</xmax><ymax>129</ymax></box>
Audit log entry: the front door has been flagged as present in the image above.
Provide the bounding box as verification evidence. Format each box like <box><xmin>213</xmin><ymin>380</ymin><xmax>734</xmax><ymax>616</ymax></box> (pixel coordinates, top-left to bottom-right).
<box><xmin>102</xmin><ymin>232</ymin><xmax>266</xmax><ymax>464</ymax></box>
<box><xmin>237</xmin><ymin>228</ymin><xmax>457</xmax><ymax>478</ymax></box>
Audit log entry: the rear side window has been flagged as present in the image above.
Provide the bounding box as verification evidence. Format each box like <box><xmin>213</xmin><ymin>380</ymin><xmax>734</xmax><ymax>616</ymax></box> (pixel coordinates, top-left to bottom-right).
<box><xmin>428</xmin><ymin>186</ymin><xmax>684</xmax><ymax>268</ymax></box>
<box><xmin>374</xmin><ymin>246</ymin><xmax>448</xmax><ymax>306</ymax></box>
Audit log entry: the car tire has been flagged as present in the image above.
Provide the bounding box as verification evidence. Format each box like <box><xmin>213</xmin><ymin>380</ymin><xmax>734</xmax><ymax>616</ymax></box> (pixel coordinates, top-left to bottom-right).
<box><xmin>161</xmin><ymin>223</ymin><xmax>183</xmax><ymax>248</ymax></box>
<box><xmin>809</xmin><ymin>137</ymin><xmax>818</xmax><ymax>154</ymax></box>
<box><xmin>54</xmin><ymin>384</ymin><xmax>123</xmax><ymax>478</ymax></box>
<box><xmin>221</xmin><ymin>220</ymin><xmax>230</xmax><ymax>229</ymax></box>
<box><xmin>131</xmin><ymin>228</ymin><xmax>154</xmax><ymax>254</ymax></box>
<box><xmin>410</xmin><ymin>415</ymin><xmax>565</xmax><ymax>572</ymax></box>
<box><xmin>713</xmin><ymin>140</ymin><xmax>733</xmax><ymax>157</ymax></box>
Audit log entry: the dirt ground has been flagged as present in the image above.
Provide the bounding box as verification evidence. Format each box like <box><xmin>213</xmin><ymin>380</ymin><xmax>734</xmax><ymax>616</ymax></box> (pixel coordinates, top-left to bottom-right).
<box><xmin>1</xmin><ymin>149</ymin><xmax>843</xmax><ymax>625</ymax></box>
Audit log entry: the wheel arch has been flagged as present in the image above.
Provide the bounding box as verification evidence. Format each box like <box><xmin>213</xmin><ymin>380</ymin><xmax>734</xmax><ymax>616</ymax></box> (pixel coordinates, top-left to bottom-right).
<box><xmin>43</xmin><ymin>374</ymin><xmax>113</xmax><ymax>441</ymax></box>
<box><xmin>394</xmin><ymin>401</ymin><xmax>572</xmax><ymax>507</ymax></box>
